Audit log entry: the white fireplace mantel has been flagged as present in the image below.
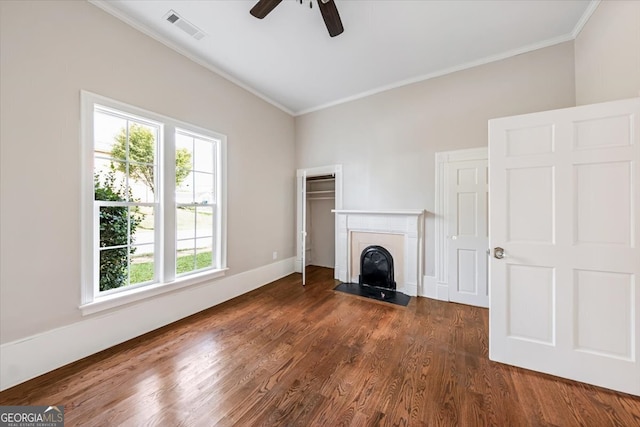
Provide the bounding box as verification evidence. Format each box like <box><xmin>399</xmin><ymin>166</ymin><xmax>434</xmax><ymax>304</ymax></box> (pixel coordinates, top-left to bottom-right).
<box><xmin>332</xmin><ymin>209</ymin><xmax>425</xmax><ymax>216</ymax></box>
<box><xmin>332</xmin><ymin>209</ymin><xmax>425</xmax><ymax>297</ymax></box>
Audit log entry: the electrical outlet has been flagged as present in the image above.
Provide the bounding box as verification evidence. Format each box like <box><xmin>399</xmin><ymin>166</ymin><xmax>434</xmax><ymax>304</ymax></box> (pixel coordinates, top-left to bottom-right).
<box><xmin>272</xmin><ymin>251</ymin><xmax>278</xmax><ymax>260</ymax></box>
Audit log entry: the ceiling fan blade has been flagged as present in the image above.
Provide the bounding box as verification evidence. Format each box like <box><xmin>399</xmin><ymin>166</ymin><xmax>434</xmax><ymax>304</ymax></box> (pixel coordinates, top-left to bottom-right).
<box><xmin>317</xmin><ymin>0</ymin><xmax>344</xmax><ymax>37</ymax></box>
<box><xmin>250</xmin><ymin>0</ymin><xmax>283</xmax><ymax>19</ymax></box>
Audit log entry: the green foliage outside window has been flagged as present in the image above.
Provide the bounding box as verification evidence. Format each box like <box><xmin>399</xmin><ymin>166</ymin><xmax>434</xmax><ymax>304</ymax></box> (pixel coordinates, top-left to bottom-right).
<box><xmin>111</xmin><ymin>124</ymin><xmax>192</xmax><ymax>193</ymax></box>
<box><xmin>95</xmin><ymin>171</ymin><xmax>142</xmax><ymax>291</ymax></box>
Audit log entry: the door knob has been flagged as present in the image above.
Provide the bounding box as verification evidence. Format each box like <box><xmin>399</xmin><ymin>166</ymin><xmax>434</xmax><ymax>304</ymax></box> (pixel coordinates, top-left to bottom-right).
<box><xmin>494</xmin><ymin>247</ymin><xmax>505</xmax><ymax>259</ymax></box>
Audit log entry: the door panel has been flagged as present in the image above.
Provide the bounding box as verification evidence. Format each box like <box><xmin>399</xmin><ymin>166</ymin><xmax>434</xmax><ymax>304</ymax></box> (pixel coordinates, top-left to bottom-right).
<box><xmin>457</xmin><ymin>249</ymin><xmax>477</xmax><ymax>294</ymax></box>
<box><xmin>489</xmin><ymin>97</ymin><xmax>640</xmax><ymax>396</ymax></box>
<box><xmin>574</xmin><ymin>114</ymin><xmax>633</xmax><ymax>149</ymax></box>
<box><xmin>575</xmin><ymin>161</ymin><xmax>631</xmax><ymax>245</ymax></box>
<box><xmin>575</xmin><ymin>269</ymin><xmax>633</xmax><ymax>359</ymax></box>
<box><xmin>506</xmin><ymin>264</ymin><xmax>555</xmax><ymax>344</ymax></box>
<box><xmin>506</xmin><ymin>124</ymin><xmax>554</xmax><ymax>156</ymax></box>
<box><xmin>507</xmin><ymin>167</ymin><xmax>554</xmax><ymax>243</ymax></box>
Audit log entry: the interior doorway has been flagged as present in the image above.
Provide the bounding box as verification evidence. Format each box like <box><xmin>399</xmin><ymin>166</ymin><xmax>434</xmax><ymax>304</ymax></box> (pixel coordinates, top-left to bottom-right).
<box><xmin>296</xmin><ymin>165</ymin><xmax>343</xmax><ymax>285</ymax></box>
<box><xmin>434</xmin><ymin>147</ymin><xmax>489</xmax><ymax>307</ymax></box>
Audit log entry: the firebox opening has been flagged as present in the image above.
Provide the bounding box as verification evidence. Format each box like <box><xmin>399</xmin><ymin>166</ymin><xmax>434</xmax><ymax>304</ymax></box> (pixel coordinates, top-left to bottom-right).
<box><xmin>358</xmin><ymin>245</ymin><xmax>396</xmax><ymax>298</ymax></box>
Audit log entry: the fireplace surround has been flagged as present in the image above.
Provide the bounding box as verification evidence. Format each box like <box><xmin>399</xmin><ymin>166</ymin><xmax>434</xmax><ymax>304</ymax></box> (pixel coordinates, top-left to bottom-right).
<box><xmin>332</xmin><ymin>210</ymin><xmax>425</xmax><ymax>297</ymax></box>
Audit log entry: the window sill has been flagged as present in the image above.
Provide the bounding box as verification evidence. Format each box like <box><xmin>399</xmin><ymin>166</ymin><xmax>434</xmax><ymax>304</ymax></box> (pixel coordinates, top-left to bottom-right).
<box><xmin>79</xmin><ymin>268</ymin><xmax>229</xmax><ymax>316</ymax></box>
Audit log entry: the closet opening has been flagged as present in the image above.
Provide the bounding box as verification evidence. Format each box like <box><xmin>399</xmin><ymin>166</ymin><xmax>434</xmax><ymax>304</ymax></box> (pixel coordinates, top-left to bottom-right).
<box><xmin>296</xmin><ymin>165</ymin><xmax>342</xmax><ymax>285</ymax></box>
<box><xmin>305</xmin><ymin>174</ymin><xmax>335</xmax><ymax>268</ymax></box>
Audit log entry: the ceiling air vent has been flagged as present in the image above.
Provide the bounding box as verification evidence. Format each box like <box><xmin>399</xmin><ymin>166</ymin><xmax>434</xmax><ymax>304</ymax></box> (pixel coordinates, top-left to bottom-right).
<box><xmin>164</xmin><ymin>10</ymin><xmax>206</xmax><ymax>41</ymax></box>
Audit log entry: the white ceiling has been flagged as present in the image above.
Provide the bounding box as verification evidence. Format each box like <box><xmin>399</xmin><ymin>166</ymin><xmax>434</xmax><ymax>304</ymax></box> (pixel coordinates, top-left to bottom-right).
<box><xmin>91</xmin><ymin>0</ymin><xmax>596</xmax><ymax>115</ymax></box>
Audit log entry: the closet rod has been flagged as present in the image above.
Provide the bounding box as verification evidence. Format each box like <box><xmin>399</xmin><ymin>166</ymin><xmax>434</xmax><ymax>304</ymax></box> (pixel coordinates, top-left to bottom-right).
<box><xmin>306</xmin><ymin>174</ymin><xmax>335</xmax><ymax>182</ymax></box>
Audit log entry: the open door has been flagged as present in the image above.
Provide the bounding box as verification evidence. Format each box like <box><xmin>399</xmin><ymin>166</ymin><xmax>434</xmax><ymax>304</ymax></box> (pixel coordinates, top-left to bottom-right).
<box><xmin>301</xmin><ymin>170</ymin><xmax>307</xmax><ymax>285</ymax></box>
<box><xmin>489</xmin><ymin>97</ymin><xmax>640</xmax><ymax>396</ymax></box>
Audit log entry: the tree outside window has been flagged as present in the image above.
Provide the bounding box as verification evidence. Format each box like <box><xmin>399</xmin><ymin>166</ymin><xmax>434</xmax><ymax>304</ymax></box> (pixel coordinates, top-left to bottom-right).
<box><xmin>83</xmin><ymin>94</ymin><xmax>226</xmax><ymax>308</ymax></box>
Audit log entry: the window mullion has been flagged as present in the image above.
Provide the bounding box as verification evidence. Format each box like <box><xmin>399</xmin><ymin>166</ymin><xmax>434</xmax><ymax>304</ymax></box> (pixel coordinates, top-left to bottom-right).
<box><xmin>162</xmin><ymin>125</ymin><xmax>176</xmax><ymax>282</ymax></box>
<box><xmin>93</xmin><ymin>202</ymin><xmax>100</xmax><ymax>301</ymax></box>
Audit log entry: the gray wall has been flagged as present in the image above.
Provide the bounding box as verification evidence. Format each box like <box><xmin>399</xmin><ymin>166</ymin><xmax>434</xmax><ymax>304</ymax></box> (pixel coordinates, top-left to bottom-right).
<box><xmin>0</xmin><ymin>0</ymin><xmax>295</xmax><ymax>343</ymax></box>
<box><xmin>295</xmin><ymin>42</ymin><xmax>576</xmax><ymax>277</ymax></box>
<box><xmin>575</xmin><ymin>0</ymin><xmax>640</xmax><ymax>105</ymax></box>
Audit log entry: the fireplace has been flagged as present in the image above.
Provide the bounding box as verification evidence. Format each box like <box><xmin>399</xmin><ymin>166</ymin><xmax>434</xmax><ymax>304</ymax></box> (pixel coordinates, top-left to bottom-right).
<box><xmin>332</xmin><ymin>209</ymin><xmax>425</xmax><ymax>297</ymax></box>
<box><xmin>359</xmin><ymin>245</ymin><xmax>396</xmax><ymax>297</ymax></box>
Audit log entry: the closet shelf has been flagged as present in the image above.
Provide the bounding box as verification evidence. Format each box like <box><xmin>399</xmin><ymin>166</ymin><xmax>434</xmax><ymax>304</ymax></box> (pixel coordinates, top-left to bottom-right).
<box><xmin>307</xmin><ymin>190</ymin><xmax>335</xmax><ymax>195</ymax></box>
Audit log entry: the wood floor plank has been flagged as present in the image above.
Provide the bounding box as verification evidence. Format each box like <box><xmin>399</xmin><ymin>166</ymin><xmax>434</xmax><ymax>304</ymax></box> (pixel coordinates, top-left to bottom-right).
<box><xmin>2</xmin><ymin>266</ymin><xmax>639</xmax><ymax>426</ymax></box>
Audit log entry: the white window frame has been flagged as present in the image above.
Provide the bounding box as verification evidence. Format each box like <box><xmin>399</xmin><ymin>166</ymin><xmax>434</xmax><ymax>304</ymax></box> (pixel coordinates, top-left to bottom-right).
<box><xmin>80</xmin><ymin>91</ymin><xmax>227</xmax><ymax>315</ymax></box>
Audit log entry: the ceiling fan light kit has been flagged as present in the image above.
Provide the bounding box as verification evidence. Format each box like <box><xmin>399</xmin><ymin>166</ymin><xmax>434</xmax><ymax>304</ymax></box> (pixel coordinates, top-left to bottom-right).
<box><xmin>250</xmin><ymin>0</ymin><xmax>344</xmax><ymax>37</ymax></box>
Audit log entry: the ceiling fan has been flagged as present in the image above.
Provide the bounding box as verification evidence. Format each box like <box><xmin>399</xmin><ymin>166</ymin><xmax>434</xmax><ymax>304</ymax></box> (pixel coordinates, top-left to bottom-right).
<box><xmin>250</xmin><ymin>0</ymin><xmax>344</xmax><ymax>37</ymax></box>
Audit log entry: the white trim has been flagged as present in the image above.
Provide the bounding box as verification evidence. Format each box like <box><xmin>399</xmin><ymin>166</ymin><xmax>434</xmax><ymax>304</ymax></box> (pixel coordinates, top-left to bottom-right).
<box><xmin>433</xmin><ymin>147</ymin><xmax>488</xmax><ymax>301</ymax></box>
<box><xmin>332</xmin><ymin>209</ymin><xmax>425</xmax><ymax>216</ymax></box>
<box><xmin>0</xmin><ymin>257</ymin><xmax>295</xmax><ymax>392</ymax></box>
<box><xmin>82</xmin><ymin>90</ymin><xmax>229</xmax><ymax>140</ymax></box>
<box><xmin>80</xmin><ymin>92</ymin><xmax>94</xmax><ymax>305</ymax></box>
<box><xmin>80</xmin><ymin>268</ymin><xmax>228</xmax><ymax>315</ymax></box>
<box><xmin>87</xmin><ymin>0</ymin><xmax>294</xmax><ymax>116</ymax></box>
<box><xmin>295</xmin><ymin>164</ymin><xmax>343</xmax><ymax>178</ymax></box>
<box><xmin>572</xmin><ymin>0</ymin><xmax>601</xmax><ymax>38</ymax></box>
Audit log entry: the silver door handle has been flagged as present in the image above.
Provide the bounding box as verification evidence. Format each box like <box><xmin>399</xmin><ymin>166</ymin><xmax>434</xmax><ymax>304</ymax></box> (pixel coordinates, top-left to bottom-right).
<box><xmin>494</xmin><ymin>247</ymin><xmax>505</xmax><ymax>259</ymax></box>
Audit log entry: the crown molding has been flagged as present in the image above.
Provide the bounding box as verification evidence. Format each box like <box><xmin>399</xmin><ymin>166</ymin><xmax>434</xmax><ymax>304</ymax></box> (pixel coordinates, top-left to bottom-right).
<box><xmin>572</xmin><ymin>0</ymin><xmax>601</xmax><ymax>38</ymax></box>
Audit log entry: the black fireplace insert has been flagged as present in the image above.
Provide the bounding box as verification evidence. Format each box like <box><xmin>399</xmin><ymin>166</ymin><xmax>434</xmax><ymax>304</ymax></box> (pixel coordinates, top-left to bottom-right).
<box><xmin>358</xmin><ymin>245</ymin><xmax>396</xmax><ymax>297</ymax></box>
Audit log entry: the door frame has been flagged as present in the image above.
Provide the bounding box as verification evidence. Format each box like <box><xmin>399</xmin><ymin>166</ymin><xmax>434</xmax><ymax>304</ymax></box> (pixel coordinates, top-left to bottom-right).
<box><xmin>295</xmin><ymin>164</ymin><xmax>343</xmax><ymax>279</ymax></box>
<box><xmin>431</xmin><ymin>147</ymin><xmax>488</xmax><ymax>301</ymax></box>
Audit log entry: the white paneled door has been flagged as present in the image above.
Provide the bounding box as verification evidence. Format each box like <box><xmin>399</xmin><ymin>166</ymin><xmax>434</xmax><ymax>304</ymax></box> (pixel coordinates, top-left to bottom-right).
<box><xmin>448</xmin><ymin>159</ymin><xmax>489</xmax><ymax>307</ymax></box>
<box><xmin>489</xmin><ymin>97</ymin><xmax>640</xmax><ymax>396</ymax></box>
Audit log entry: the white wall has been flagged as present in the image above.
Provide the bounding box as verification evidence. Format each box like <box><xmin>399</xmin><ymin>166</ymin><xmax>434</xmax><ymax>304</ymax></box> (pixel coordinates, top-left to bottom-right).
<box><xmin>575</xmin><ymin>0</ymin><xmax>640</xmax><ymax>105</ymax></box>
<box><xmin>0</xmin><ymin>0</ymin><xmax>295</xmax><ymax>348</ymax></box>
<box><xmin>295</xmin><ymin>42</ymin><xmax>576</xmax><ymax>277</ymax></box>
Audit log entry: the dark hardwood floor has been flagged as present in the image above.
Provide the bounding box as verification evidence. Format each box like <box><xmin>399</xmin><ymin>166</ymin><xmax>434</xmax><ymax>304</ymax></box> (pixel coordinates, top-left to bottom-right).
<box><xmin>1</xmin><ymin>266</ymin><xmax>639</xmax><ymax>426</ymax></box>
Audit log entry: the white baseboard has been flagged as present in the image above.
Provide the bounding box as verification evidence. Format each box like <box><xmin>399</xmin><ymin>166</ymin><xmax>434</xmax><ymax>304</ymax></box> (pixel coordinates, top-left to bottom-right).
<box><xmin>0</xmin><ymin>257</ymin><xmax>295</xmax><ymax>391</ymax></box>
<box><xmin>421</xmin><ymin>275</ymin><xmax>450</xmax><ymax>302</ymax></box>
<box><xmin>404</xmin><ymin>283</ymin><xmax>418</xmax><ymax>297</ymax></box>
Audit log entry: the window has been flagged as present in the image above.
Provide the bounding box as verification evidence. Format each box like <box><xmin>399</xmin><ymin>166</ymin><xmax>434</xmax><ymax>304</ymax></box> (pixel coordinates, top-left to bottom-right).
<box><xmin>81</xmin><ymin>92</ymin><xmax>227</xmax><ymax>314</ymax></box>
